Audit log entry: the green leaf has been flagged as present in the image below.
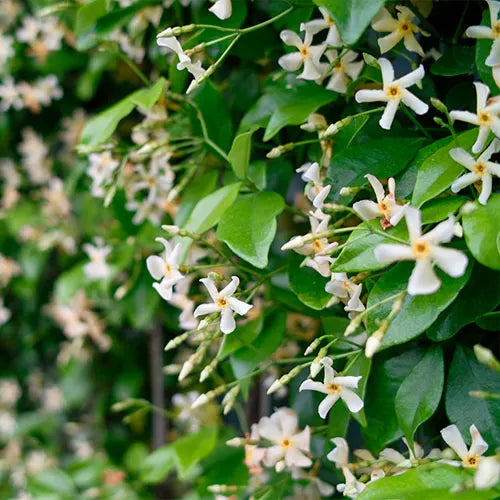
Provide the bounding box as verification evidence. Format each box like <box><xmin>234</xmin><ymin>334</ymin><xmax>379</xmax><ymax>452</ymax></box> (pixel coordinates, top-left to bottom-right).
<box><xmin>219</xmin><ymin>316</ymin><xmax>264</xmax><ymax>358</ymax></box>
<box><xmin>350</xmin><ymin>354</ymin><xmax>371</xmax><ymax>427</ymax></box>
<box><xmin>476</xmin><ymin>311</ymin><xmax>500</xmax><ymax>331</ymax></box>
<box><xmin>358</xmin><ymin>463</ymin><xmax>496</xmax><ymax>500</ymax></box>
<box><xmin>263</xmin><ymin>84</ymin><xmax>335</xmax><ymax>141</ymax></box>
<box><xmin>420</xmin><ymin>196</ymin><xmax>467</xmax><ymax>224</ymax></box>
<box><xmin>216</xmin><ymin>192</ymin><xmax>284</xmax><ymax>268</ymax></box>
<box><xmin>95</xmin><ymin>0</ymin><xmax>156</xmax><ymax>35</ymax></box>
<box><xmin>313</xmin><ymin>0</ymin><xmax>385</xmax><ymax>45</ymax></box>
<box><xmin>54</xmin><ymin>263</ymin><xmax>88</xmax><ymax>301</ymax></box>
<box><xmin>228</xmin><ymin>130</ymin><xmax>253</xmax><ymax>179</ymax></box>
<box><xmin>288</xmin><ymin>253</ymin><xmax>331</xmax><ymax>310</ymax></box>
<box><xmin>366</xmin><ymin>262</ymin><xmax>471</xmax><ymax>347</ymax></box>
<box><xmin>79</xmin><ymin>79</ymin><xmax>166</xmax><ymax>146</ymax></box>
<box><xmin>395</xmin><ymin>346</ymin><xmax>444</xmax><ymax>443</ymax></box>
<box><xmin>331</xmin><ymin>220</ymin><xmax>408</xmax><ymax>273</ymax></box>
<box><xmin>248</xmin><ymin>161</ymin><xmax>267</xmax><ymax>190</ymax></box>
<box><xmin>445</xmin><ymin>345</ymin><xmax>500</xmax><ymax>447</ymax></box>
<box><xmin>140</xmin><ymin>445</ymin><xmax>176</xmax><ymax>484</ymax></box>
<box><xmin>28</xmin><ymin>468</ymin><xmax>76</xmax><ymax>497</ymax></box>
<box><xmin>462</xmin><ymin>194</ymin><xmax>500</xmax><ymax>270</ymax></box>
<box><xmin>431</xmin><ymin>46</ymin><xmax>475</xmax><ymax>76</ymax></box>
<box><xmin>363</xmin><ymin>349</ymin><xmax>424</xmax><ymax>453</ymax></box>
<box><xmin>124</xmin><ymin>266</ymin><xmax>160</xmax><ymax>329</ymax></box>
<box><xmin>74</xmin><ymin>0</ymin><xmax>107</xmax><ymax>49</ymax></box>
<box><xmin>412</xmin><ymin>130</ymin><xmax>476</xmax><ymax>207</ymax></box>
<box><xmin>326</xmin><ymin>138</ymin><xmax>425</xmax><ymax>201</ymax></box>
<box><xmin>428</xmin><ymin>263</ymin><xmax>500</xmax><ymax>341</ymax></box>
<box><xmin>172</xmin><ymin>428</ymin><xmax>218</xmax><ymax>478</ymax></box>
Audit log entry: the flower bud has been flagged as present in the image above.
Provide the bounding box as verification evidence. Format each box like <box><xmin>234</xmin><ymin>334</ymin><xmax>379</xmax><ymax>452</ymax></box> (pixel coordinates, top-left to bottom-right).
<box><xmin>344</xmin><ymin>315</ymin><xmax>362</xmax><ymax>337</ymax></box>
<box><xmin>474</xmin><ymin>455</ymin><xmax>500</xmax><ymax>489</ymax></box>
<box><xmin>310</xmin><ymin>347</ymin><xmax>328</xmax><ymax>377</ymax></box>
<box><xmin>362</xmin><ymin>53</ymin><xmax>379</xmax><ymax>67</ymax></box>
<box><xmin>430</xmin><ymin>97</ymin><xmax>447</xmax><ymax>113</ymax></box>
<box><xmin>339</xmin><ymin>186</ymin><xmax>359</xmax><ymax>197</ymax></box>
<box><xmin>226</xmin><ymin>437</ymin><xmax>246</xmax><ymax>447</ymax></box>
<box><xmin>200</xmin><ymin>358</ymin><xmax>218</xmax><ymax>382</ymax></box>
<box><xmin>460</xmin><ymin>201</ymin><xmax>477</xmax><ymax>215</ymax></box>
<box><xmin>266</xmin><ymin>379</ymin><xmax>283</xmax><ymax>395</ymax></box>
<box><xmin>191</xmin><ymin>393</ymin><xmax>209</xmax><ymax>409</ymax></box>
<box><xmin>266</xmin><ymin>147</ymin><xmax>282</xmax><ymax>159</ymax></box>
<box><xmin>473</xmin><ymin>344</ymin><xmax>500</xmax><ymax>372</ymax></box>
<box><xmin>453</xmin><ymin>222</ymin><xmax>463</xmax><ymax>238</ymax></box>
<box><xmin>281</xmin><ymin>235</ymin><xmax>305</xmax><ymax>251</ymax></box>
<box><xmin>165</xmin><ymin>332</ymin><xmax>188</xmax><ymax>351</ymax></box>
<box><xmin>365</xmin><ymin>331</ymin><xmax>383</xmax><ymax>358</ymax></box>
<box><xmin>304</xmin><ymin>338</ymin><xmax>321</xmax><ymax>356</ymax></box>
<box><xmin>433</xmin><ymin>116</ymin><xmax>447</xmax><ymax>128</ymax></box>
<box><xmin>161</xmin><ymin>224</ymin><xmax>181</xmax><ymax>235</ymax></box>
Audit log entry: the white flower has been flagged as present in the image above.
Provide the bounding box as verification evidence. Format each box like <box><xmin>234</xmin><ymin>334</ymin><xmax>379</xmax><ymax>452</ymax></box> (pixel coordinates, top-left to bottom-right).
<box><xmin>355</xmin><ymin>58</ymin><xmax>428</xmax><ymax>130</ymax></box>
<box><xmin>0</xmin><ymin>76</ymin><xmax>23</xmax><ymax>111</ymax></box>
<box><xmin>321</xmin><ymin>49</ymin><xmax>364</xmax><ymax>94</ymax></box>
<box><xmin>380</xmin><ymin>438</ymin><xmax>438</xmax><ymax>469</ymax></box>
<box><xmin>83</xmin><ymin>239</ymin><xmax>112</xmax><ymax>280</ymax></box>
<box><xmin>450</xmin><ymin>138</ymin><xmax>500</xmax><ymax>205</ymax></box>
<box><xmin>257</xmin><ymin>407</ymin><xmax>312</xmax><ymax>471</ymax></box>
<box><xmin>325</xmin><ymin>273</ymin><xmax>365</xmax><ymax>312</ymax></box>
<box><xmin>209</xmin><ymin>0</ymin><xmax>232</xmax><ymax>20</ymax></box>
<box><xmin>374</xmin><ymin>207</ymin><xmax>468</xmax><ymax>295</ymax></box>
<box><xmin>193</xmin><ymin>276</ymin><xmax>252</xmax><ymax>334</ymax></box>
<box><xmin>465</xmin><ymin>0</ymin><xmax>500</xmax><ymax>67</ymax></box>
<box><xmin>87</xmin><ymin>151</ymin><xmax>119</xmax><ymax>198</ymax></box>
<box><xmin>327</xmin><ymin>437</ymin><xmax>349</xmax><ymax>468</ymax></box>
<box><xmin>0</xmin><ymin>379</ymin><xmax>21</xmax><ymax>406</ymax></box>
<box><xmin>294</xmin><ymin>215</ymin><xmax>338</xmax><ymax>277</ymax></box>
<box><xmin>449</xmin><ymin>82</ymin><xmax>500</xmax><ymax>154</ymax></box>
<box><xmin>299</xmin><ymin>357</ymin><xmax>364</xmax><ymax>418</ymax></box>
<box><xmin>0</xmin><ymin>35</ymin><xmax>14</xmax><ymax>66</ymax></box>
<box><xmin>168</xmin><ymin>277</ymin><xmax>198</xmax><ymax>330</ymax></box>
<box><xmin>299</xmin><ymin>162</ymin><xmax>332</xmax><ymax>209</ymax></box>
<box><xmin>0</xmin><ymin>410</ymin><xmax>16</xmax><ymax>439</ymax></box>
<box><xmin>146</xmin><ymin>237</ymin><xmax>184</xmax><ymax>301</ymax></box>
<box><xmin>337</xmin><ymin>466</ymin><xmax>366</xmax><ymax>498</ymax></box>
<box><xmin>301</xmin><ymin>7</ymin><xmax>342</xmax><ymax>47</ymax></box>
<box><xmin>353</xmin><ymin>174</ymin><xmax>406</xmax><ymax>228</ymax></box>
<box><xmin>440</xmin><ymin>424</ymin><xmax>489</xmax><ymax>468</ymax></box>
<box><xmin>371</xmin><ymin>5</ymin><xmax>430</xmax><ymax>57</ymax></box>
<box><xmin>18</xmin><ymin>128</ymin><xmax>51</xmax><ymax>184</ymax></box>
<box><xmin>475</xmin><ymin>456</ymin><xmax>500</xmax><ymax>489</ymax></box>
<box><xmin>278</xmin><ymin>30</ymin><xmax>326</xmax><ymax>81</ymax></box>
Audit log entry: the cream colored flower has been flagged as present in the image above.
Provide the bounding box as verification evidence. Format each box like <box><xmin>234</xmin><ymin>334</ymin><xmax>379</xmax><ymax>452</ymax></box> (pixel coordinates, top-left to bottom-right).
<box><xmin>301</xmin><ymin>7</ymin><xmax>342</xmax><ymax>47</ymax></box>
<box><xmin>321</xmin><ymin>50</ymin><xmax>364</xmax><ymax>94</ymax></box>
<box><xmin>440</xmin><ymin>424</ymin><xmax>489</xmax><ymax>469</ymax></box>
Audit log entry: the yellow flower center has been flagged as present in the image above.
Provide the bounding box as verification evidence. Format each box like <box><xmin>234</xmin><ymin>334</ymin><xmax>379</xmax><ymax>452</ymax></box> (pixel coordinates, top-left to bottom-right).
<box><xmin>312</xmin><ymin>239</ymin><xmax>324</xmax><ymax>253</ymax></box>
<box><xmin>412</xmin><ymin>240</ymin><xmax>431</xmax><ymax>259</ymax></box>
<box><xmin>464</xmin><ymin>454</ymin><xmax>479</xmax><ymax>468</ymax></box>
<box><xmin>300</xmin><ymin>46</ymin><xmax>309</xmax><ymax>58</ymax></box>
<box><xmin>327</xmin><ymin>382</ymin><xmax>341</xmax><ymax>394</ymax></box>
<box><xmin>326</xmin><ymin>14</ymin><xmax>335</xmax><ymax>27</ymax></box>
<box><xmin>334</xmin><ymin>61</ymin><xmax>344</xmax><ymax>72</ymax></box>
<box><xmin>216</xmin><ymin>297</ymin><xmax>228</xmax><ymax>309</ymax></box>
<box><xmin>386</xmin><ymin>85</ymin><xmax>402</xmax><ymax>100</ymax></box>
<box><xmin>478</xmin><ymin>111</ymin><xmax>491</xmax><ymax>125</ymax></box>
<box><xmin>280</xmin><ymin>437</ymin><xmax>293</xmax><ymax>449</ymax></box>
<box><xmin>493</xmin><ymin>21</ymin><xmax>500</xmax><ymax>38</ymax></box>
<box><xmin>164</xmin><ymin>263</ymin><xmax>172</xmax><ymax>276</ymax></box>
<box><xmin>473</xmin><ymin>161</ymin><xmax>487</xmax><ymax>176</ymax></box>
<box><xmin>378</xmin><ymin>200</ymin><xmax>391</xmax><ymax>216</ymax></box>
<box><xmin>398</xmin><ymin>21</ymin><xmax>412</xmax><ymax>33</ymax></box>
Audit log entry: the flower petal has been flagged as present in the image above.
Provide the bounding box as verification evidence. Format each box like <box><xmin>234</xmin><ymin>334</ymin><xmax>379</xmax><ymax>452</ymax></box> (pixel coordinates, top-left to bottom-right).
<box><xmin>219</xmin><ymin>276</ymin><xmax>239</xmax><ymax>297</ymax></box>
<box><xmin>340</xmin><ymin>388</ymin><xmax>364</xmax><ymax>413</ymax></box>
<box><xmin>450</xmin><ymin>147</ymin><xmax>476</xmax><ymax>170</ymax></box>
<box><xmin>465</xmin><ymin>25</ymin><xmax>493</xmax><ymax>39</ymax></box>
<box><xmin>146</xmin><ymin>255</ymin><xmax>165</xmax><ymax>281</ymax></box>
<box><xmin>318</xmin><ymin>394</ymin><xmax>339</xmax><ymax>419</ymax></box>
<box><xmin>285</xmin><ymin>447</ymin><xmax>312</xmax><ymax>468</ymax></box>
<box><xmin>193</xmin><ymin>303</ymin><xmax>219</xmax><ymax>317</ymax></box>
<box><xmin>469</xmin><ymin>424</ymin><xmax>489</xmax><ymax>457</ymax></box>
<box><xmin>423</xmin><ymin>216</ymin><xmax>455</xmax><ymax>245</ymax></box>
<box><xmin>258</xmin><ymin>417</ymin><xmax>281</xmax><ymax>443</ymax></box>
<box><xmin>432</xmin><ymin>246</ymin><xmax>468</xmax><ymax>278</ymax></box>
<box><xmin>353</xmin><ymin>199</ymin><xmax>381</xmax><ymax>220</ymax></box>
<box><xmin>472</xmin><ymin>126</ymin><xmax>491</xmax><ymax>154</ymax></box>
<box><xmin>379</xmin><ymin>57</ymin><xmax>395</xmax><ymax>85</ymax></box>
<box><xmin>220</xmin><ymin>307</ymin><xmax>236</xmax><ymax>334</ymax></box>
<box><xmin>377</xmin><ymin>31</ymin><xmax>404</xmax><ymax>54</ymax></box>
<box><xmin>299</xmin><ymin>379</ymin><xmax>328</xmax><ymax>394</ymax></box>
<box><xmin>451</xmin><ymin>172</ymin><xmax>480</xmax><ymax>193</ymax></box>
<box><xmin>355</xmin><ymin>89</ymin><xmax>387</xmax><ymax>103</ymax></box>
<box><xmin>475</xmin><ymin>81</ymin><xmax>491</xmax><ymax>110</ymax></box>
<box><xmin>379</xmin><ymin>99</ymin><xmax>399</xmax><ymax>130</ymax></box>
<box><xmin>403</xmin><ymin>32</ymin><xmax>425</xmax><ymax>56</ymax></box>
<box><xmin>374</xmin><ymin>243</ymin><xmax>414</xmax><ymax>263</ymax></box>
<box><xmin>405</xmin><ymin>206</ymin><xmax>422</xmax><ymax>241</ymax></box>
<box><xmin>478</xmin><ymin>173</ymin><xmax>493</xmax><ymax>205</ymax></box>
<box><xmin>334</xmin><ymin>376</ymin><xmax>361</xmax><ymax>389</ymax></box>
<box><xmin>228</xmin><ymin>297</ymin><xmax>252</xmax><ymax>316</ymax></box>
<box><xmin>408</xmin><ymin>259</ymin><xmax>441</xmax><ymax>295</ymax></box>
<box><xmin>401</xmin><ymin>89</ymin><xmax>429</xmax><ymax>115</ymax></box>
<box><xmin>199</xmin><ymin>277</ymin><xmax>219</xmax><ymax>301</ymax></box>
<box><xmin>278</xmin><ymin>52</ymin><xmax>303</xmax><ymax>72</ymax></box>
<box><xmin>486</xmin><ymin>38</ymin><xmax>500</xmax><ymax>66</ymax></box>
<box><xmin>292</xmin><ymin>426</ymin><xmax>310</xmax><ymax>452</ymax></box>
<box><xmin>441</xmin><ymin>424</ymin><xmax>468</xmax><ymax>460</ymax></box>
<box><xmin>394</xmin><ymin>65</ymin><xmax>425</xmax><ymax>88</ymax></box>
<box><xmin>280</xmin><ymin>30</ymin><xmax>302</xmax><ymax>48</ymax></box>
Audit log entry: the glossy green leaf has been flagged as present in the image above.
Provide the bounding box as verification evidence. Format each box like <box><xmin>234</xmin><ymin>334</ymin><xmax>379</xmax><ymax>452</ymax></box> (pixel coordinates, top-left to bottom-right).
<box><xmin>228</xmin><ymin>130</ymin><xmax>253</xmax><ymax>179</ymax></box>
<box><xmin>74</xmin><ymin>0</ymin><xmax>106</xmax><ymax>49</ymax></box>
<box><xmin>358</xmin><ymin>463</ymin><xmax>496</xmax><ymax>500</ymax></box>
<box><xmin>263</xmin><ymin>84</ymin><xmax>335</xmax><ymax>141</ymax></box>
<box><xmin>79</xmin><ymin>79</ymin><xmax>166</xmax><ymax>146</ymax></box>
<box><xmin>350</xmin><ymin>354</ymin><xmax>371</xmax><ymax>427</ymax></box>
<box><xmin>172</xmin><ymin>428</ymin><xmax>218</xmax><ymax>478</ymax></box>
<box><xmin>332</xmin><ymin>220</ymin><xmax>408</xmax><ymax>273</ymax></box>
<box><xmin>217</xmin><ymin>192</ymin><xmax>284</xmax><ymax>268</ymax></box>
<box><xmin>313</xmin><ymin>0</ymin><xmax>385</xmax><ymax>45</ymax></box>
<box><xmin>431</xmin><ymin>46</ymin><xmax>475</xmax><ymax>76</ymax></box>
<box><xmin>219</xmin><ymin>316</ymin><xmax>264</xmax><ymax>358</ymax></box>
<box><xmin>366</xmin><ymin>262</ymin><xmax>471</xmax><ymax>347</ymax></box>
<box><xmin>412</xmin><ymin>130</ymin><xmax>476</xmax><ymax>207</ymax></box>
<box><xmin>140</xmin><ymin>445</ymin><xmax>176</xmax><ymax>484</ymax></box>
<box><xmin>395</xmin><ymin>346</ymin><xmax>444</xmax><ymax>443</ymax></box>
<box><xmin>445</xmin><ymin>345</ymin><xmax>500</xmax><ymax>447</ymax></box>
<box><xmin>476</xmin><ymin>311</ymin><xmax>500</xmax><ymax>331</ymax></box>
<box><xmin>420</xmin><ymin>196</ymin><xmax>467</xmax><ymax>224</ymax></box>
<box><xmin>462</xmin><ymin>194</ymin><xmax>500</xmax><ymax>270</ymax></box>
<box><xmin>288</xmin><ymin>253</ymin><xmax>331</xmax><ymax>310</ymax></box>
<box><xmin>327</xmin><ymin>138</ymin><xmax>425</xmax><ymax>201</ymax></box>
<box><xmin>428</xmin><ymin>263</ymin><xmax>500</xmax><ymax>341</ymax></box>
<box><xmin>28</xmin><ymin>468</ymin><xmax>76</xmax><ymax>497</ymax></box>
<box><xmin>363</xmin><ymin>349</ymin><xmax>424</xmax><ymax>453</ymax></box>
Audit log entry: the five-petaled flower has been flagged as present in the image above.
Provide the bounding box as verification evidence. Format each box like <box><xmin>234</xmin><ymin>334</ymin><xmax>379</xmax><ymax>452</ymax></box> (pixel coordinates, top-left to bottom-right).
<box><xmin>301</xmin><ymin>7</ymin><xmax>343</xmax><ymax>47</ymax></box>
<box><xmin>353</xmin><ymin>174</ymin><xmax>406</xmax><ymax>229</ymax></box>
<box><xmin>278</xmin><ymin>30</ymin><xmax>326</xmax><ymax>81</ymax></box>
<box><xmin>299</xmin><ymin>357</ymin><xmax>364</xmax><ymax>418</ymax></box>
<box><xmin>193</xmin><ymin>275</ymin><xmax>252</xmax><ymax>334</ymax></box>
<box><xmin>371</xmin><ymin>5</ymin><xmax>430</xmax><ymax>57</ymax></box>
<box><xmin>257</xmin><ymin>407</ymin><xmax>312</xmax><ymax>472</ymax></box>
<box><xmin>465</xmin><ymin>0</ymin><xmax>500</xmax><ymax>67</ymax></box>
<box><xmin>355</xmin><ymin>58</ymin><xmax>428</xmax><ymax>130</ymax></box>
<box><xmin>325</xmin><ymin>273</ymin><xmax>365</xmax><ymax>313</ymax></box>
<box><xmin>449</xmin><ymin>82</ymin><xmax>500</xmax><ymax>154</ymax></box>
<box><xmin>146</xmin><ymin>237</ymin><xmax>184</xmax><ymax>301</ymax></box>
<box><xmin>450</xmin><ymin>138</ymin><xmax>500</xmax><ymax>205</ymax></box>
<box><xmin>297</xmin><ymin>162</ymin><xmax>332</xmax><ymax>209</ymax></box>
<box><xmin>440</xmin><ymin>424</ymin><xmax>489</xmax><ymax>469</ymax></box>
<box><xmin>374</xmin><ymin>207</ymin><xmax>468</xmax><ymax>295</ymax></box>
<box><xmin>320</xmin><ymin>49</ymin><xmax>364</xmax><ymax>94</ymax></box>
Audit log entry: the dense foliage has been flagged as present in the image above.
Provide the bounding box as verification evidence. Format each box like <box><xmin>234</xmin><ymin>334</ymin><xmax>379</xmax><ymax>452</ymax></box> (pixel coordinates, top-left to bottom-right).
<box><xmin>0</xmin><ymin>0</ymin><xmax>499</xmax><ymax>498</ymax></box>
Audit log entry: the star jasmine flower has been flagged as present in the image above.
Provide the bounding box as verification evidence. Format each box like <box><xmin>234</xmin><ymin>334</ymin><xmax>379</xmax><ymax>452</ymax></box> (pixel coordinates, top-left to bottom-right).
<box><xmin>440</xmin><ymin>424</ymin><xmax>489</xmax><ymax>469</ymax></box>
<box><xmin>321</xmin><ymin>49</ymin><xmax>364</xmax><ymax>94</ymax></box>
<box><xmin>374</xmin><ymin>207</ymin><xmax>468</xmax><ymax>295</ymax></box>
<box><xmin>146</xmin><ymin>237</ymin><xmax>184</xmax><ymax>301</ymax></box>
<box><xmin>449</xmin><ymin>82</ymin><xmax>500</xmax><ymax>154</ymax></box>
<box><xmin>337</xmin><ymin>467</ymin><xmax>366</xmax><ymax>498</ymax></box>
<box><xmin>327</xmin><ymin>437</ymin><xmax>349</xmax><ymax>468</ymax></box>
<box><xmin>82</xmin><ymin>239</ymin><xmax>112</xmax><ymax>280</ymax></box>
<box><xmin>298</xmin><ymin>162</ymin><xmax>332</xmax><ymax>208</ymax></box>
<box><xmin>371</xmin><ymin>5</ymin><xmax>430</xmax><ymax>57</ymax></box>
<box><xmin>465</xmin><ymin>0</ymin><xmax>500</xmax><ymax>67</ymax></box>
<box><xmin>325</xmin><ymin>273</ymin><xmax>365</xmax><ymax>312</ymax></box>
<box><xmin>353</xmin><ymin>174</ymin><xmax>406</xmax><ymax>228</ymax></box>
<box><xmin>209</xmin><ymin>0</ymin><xmax>232</xmax><ymax>20</ymax></box>
<box><xmin>257</xmin><ymin>407</ymin><xmax>312</xmax><ymax>472</ymax></box>
<box><xmin>278</xmin><ymin>30</ymin><xmax>326</xmax><ymax>81</ymax></box>
<box><xmin>300</xmin><ymin>7</ymin><xmax>343</xmax><ymax>47</ymax></box>
<box><xmin>293</xmin><ymin>215</ymin><xmax>338</xmax><ymax>277</ymax></box>
<box><xmin>355</xmin><ymin>58</ymin><xmax>428</xmax><ymax>130</ymax></box>
<box><xmin>449</xmin><ymin>138</ymin><xmax>500</xmax><ymax>205</ymax></box>
<box><xmin>299</xmin><ymin>357</ymin><xmax>364</xmax><ymax>418</ymax></box>
<box><xmin>380</xmin><ymin>438</ymin><xmax>440</xmax><ymax>469</ymax></box>
<box><xmin>193</xmin><ymin>276</ymin><xmax>252</xmax><ymax>334</ymax></box>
